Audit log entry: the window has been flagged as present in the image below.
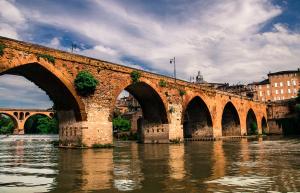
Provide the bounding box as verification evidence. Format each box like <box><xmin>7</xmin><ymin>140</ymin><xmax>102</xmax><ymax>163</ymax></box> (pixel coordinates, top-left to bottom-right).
<box><xmin>277</xmin><ymin>96</ymin><xmax>281</xmax><ymax>100</ymax></box>
<box><xmin>282</xmin><ymin>96</ymin><xmax>285</xmax><ymax>100</ymax></box>
<box><xmin>280</xmin><ymin>82</ymin><xmax>283</xmax><ymax>87</ymax></box>
<box><xmin>267</xmin><ymin>84</ymin><xmax>270</xmax><ymax>88</ymax></box>
<box><xmin>281</xmin><ymin>89</ymin><xmax>284</xmax><ymax>94</ymax></box>
<box><xmin>275</xmin><ymin>90</ymin><xmax>278</xmax><ymax>94</ymax></box>
<box><xmin>267</xmin><ymin>90</ymin><xmax>270</xmax><ymax>96</ymax></box>
<box><xmin>293</xmin><ymin>80</ymin><xmax>297</xmax><ymax>86</ymax></box>
<box><xmin>259</xmin><ymin>85</ymin><xmax>262</xmax><ymax>89</ymax></box>
<box><xmin>287</xmin><ymin>80</ymin><xmax>290</xmax><ymax>86</ymax></box>
<box><xmin>288</xmin><ymin>89</ymin><xmax>291</xmax><ymax>94</ymax></box>
<box><xmin>274</xmin><ymin>97</ymin><xmax>276</xmax><ymax>101</ymax></box>
<box><xmin>274</xmin><ymin>82</ymin><xmax>278</xmax><ymax>87</ymax></box>
<box><xmin>259</xmin><ymin>91</ymin><xmax>262</xmax><ymax>96</ymax></box>
<box><xmin>294</xmin><ymin>89</ymin><xmax>297</xmax><ymax>94</ymax></box>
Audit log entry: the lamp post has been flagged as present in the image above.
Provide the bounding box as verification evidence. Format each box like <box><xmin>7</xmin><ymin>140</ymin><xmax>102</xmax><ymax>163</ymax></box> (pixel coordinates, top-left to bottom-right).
<box><xmin>170</xmin><ymin>57</ymin><xmax>176</xmax><ymax>83</ymax></box>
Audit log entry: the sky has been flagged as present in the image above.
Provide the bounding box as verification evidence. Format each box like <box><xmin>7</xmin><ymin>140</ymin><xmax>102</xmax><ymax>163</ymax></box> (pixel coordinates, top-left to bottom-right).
<box><xmin>0</xmin><ymin>0</ymin><xmax>300</xmax><ymax>109</ymax></box>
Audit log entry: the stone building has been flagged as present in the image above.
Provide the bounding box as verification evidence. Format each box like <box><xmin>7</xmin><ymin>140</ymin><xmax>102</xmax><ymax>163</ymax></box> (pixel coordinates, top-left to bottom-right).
<box><xmin>114</xmin><ymin>94</ymin><xmax>142</xmax><ymax>134</ymax></box>
<box><xmin>249</xmin><ymin>69</ymin><xmax>300</xmax><ymax>102</ymax></box>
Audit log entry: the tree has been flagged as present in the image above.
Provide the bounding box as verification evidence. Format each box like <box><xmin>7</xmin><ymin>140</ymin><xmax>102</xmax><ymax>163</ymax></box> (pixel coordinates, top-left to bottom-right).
<box><xmin>74</xmin><ymin>71</ymin><xmax>99</xmax><ymax>96</ymax></box>
<box><xmin>113</xmin><ymin>116</ymin><xmax>131</xmax><ymax>132</ymax></box>
<box><xmin>0</xmin><ymin>115</ymin><xmax>14</xmax><ymax>134</ymax></box>
<box><xmin>25</xmin><ymin>115</ymin><xmax>58</xmax><ymax>134</ymax></box>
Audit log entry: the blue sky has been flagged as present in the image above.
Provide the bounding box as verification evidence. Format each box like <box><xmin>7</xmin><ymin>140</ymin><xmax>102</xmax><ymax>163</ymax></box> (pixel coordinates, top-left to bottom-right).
<box><xmin>0</xmin><ymin>0</ymin><xmax>300</xmax><ymax>109</ymax></box>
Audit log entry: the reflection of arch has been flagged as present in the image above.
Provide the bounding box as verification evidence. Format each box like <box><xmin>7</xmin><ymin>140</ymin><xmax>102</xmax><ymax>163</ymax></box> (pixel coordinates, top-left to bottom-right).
<box><xmin>183</xmin><ymin>96</ymin><xmax>212</xmax><ymax>138</ymax></box>
<box><xmin>262</xmin><ymin>116</ymin><xmax>267</xmax><ymax>134</ymax></box>
<box><xmin>0</xmin><ymin>63</ymin><xmax>85</xmax><ymax>121</ymax></box>
<box><xmin>113</xmin><ymin>82</ymin><xmax>168</xmax><ymax>124</ymax></box>
<box><xmin>24</xmin><ymin>113</ymin><xmax>55</xmax><ymax>134</ymax></box>
<box><xmin>221</xmin><ymin>102</ymin><xmax>241</xmax><ymax>136</ymax></box>
<box><xmin>0</xmin><ymin>113</ymin><xmax>18</xmax><ymax>130</ymax></box>
<box><xmin>246</xmin><ymin>109</ymin><xmax>258</xmax><ymax>135</ymax></box>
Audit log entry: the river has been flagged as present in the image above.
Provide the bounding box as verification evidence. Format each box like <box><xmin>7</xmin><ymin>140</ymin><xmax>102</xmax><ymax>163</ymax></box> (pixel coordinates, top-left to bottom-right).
<box><xmin>0</xmin><ymin>135</ymin><xmax>299</xmax><ymax>192</ymax></box>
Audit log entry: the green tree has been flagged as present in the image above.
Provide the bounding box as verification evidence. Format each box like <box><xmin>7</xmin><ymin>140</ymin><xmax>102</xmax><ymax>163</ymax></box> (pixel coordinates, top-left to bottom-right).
<box><xmin>0</xmin><ymin>115</ymin><xmax>15</xmax><ymax>134</ymax></box>
<box><xmin>25</xmin><ymin>115</ymin><xmax>58</xmax><ymax>134</ymax></box>
<box><xmin>250</xmin><ymin>122</ymin><xmax>258</xmax><ymax>135</ymax></box>
<box><xmin>36</xmin><ymin>117</ymin><xmax>58</xmax><ymax>134</ymax></box>
<box><xmin>74</xmin><ymin>71</ymin><xmax>99</xmax><ymax>96</ymax></box>
<box><xmin>113</xmin><ymin>116</ymin><xmax>131</xmax><ymax>132</ymax></box>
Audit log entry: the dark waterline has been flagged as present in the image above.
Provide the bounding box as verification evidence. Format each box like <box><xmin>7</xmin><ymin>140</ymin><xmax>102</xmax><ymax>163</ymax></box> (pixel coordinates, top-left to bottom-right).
<box><xmin>0</xmin><ymin>136</ymin><xmax>300</xmax><ymax>192</ymax></box>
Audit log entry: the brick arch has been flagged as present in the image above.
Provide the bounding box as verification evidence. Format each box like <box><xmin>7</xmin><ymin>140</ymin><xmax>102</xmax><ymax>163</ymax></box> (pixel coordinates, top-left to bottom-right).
<box><xmin>246</xmin><ymin>108</ymin><xmax>258</xmax><ymax>135</ymax></box>
<box><xmin>182</xmin><ymin>95</ymin><xmax>213</xmax><ymax>138</ymax></box>
<box><xmin>110</xmin><ymin>78</ymin><xmax>169</xmax><ymax>124</ymax></box>
<box><xmin>0</xmin><ymin>112</ymin><xmax>19</xmax><ymax>130</ymax></box>
<box><xmin>0</xmin><ymin>60</ymin><xmax>86</xmax><ymax>121</ymax></box>
<box><xmin>221</xmin><ymin>101</ymin><xmax>241</xmax><ymax>136</ymax></box>
<box><xmin>261</xmin><ymin>116</ymin><xmax>268</xmax><ymax>133</ymax></box>
<box><xmin>23</xmin><ymin>113</ymin><xmax>55</xmax><ymax>134</ymax></box>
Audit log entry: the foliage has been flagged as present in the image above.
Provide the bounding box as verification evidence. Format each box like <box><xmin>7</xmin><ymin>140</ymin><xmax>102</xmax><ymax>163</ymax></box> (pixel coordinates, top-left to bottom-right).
<box><xmin>169</xmin><ymin>106</ymin><xmax>175</xmax><ymax>113</ymax></box>
<box><xmin>0</xmin><ymin>115</ymin><xmax>14</xmax><ymax>134</ymax></box>
<box><xmin>249</xmin><ymin>122</ymin><xmax>258</xmax><ymax>135</ymax></box>
<box><xmin>37</xmin><ymin>54</ymin><xmax>55</xmax><ymax>64</ymax></box>
<box><xmin>113</xmin><ymin>116</ymin><xmax>131</xmax><ymax>132</ymax></box>
<box><xmin>130</xmin><ymin>70</ymin><xmax>141</xmax><ymax>84</ymax></box>
<box><xmin>159</xmin><ymin>79</ymin><xmax>167</xmax><ymax>87</ymax></box>
<box><xmin>0</xmin><ymin>44</ymin><xmax>6</xmax><ymax>56</ymax></box>
<box><xmin>179</xmin><ymin>89</ymin><xmax>186</xmax><ymax>96</ymax></box>
<box><xmin>74</xmin><ymin>71</ymin><xmax>99</xmax><ymax>96</ymax></box>
<box><xmin>170</xmin><ymin>138</ymin><xmax>181</xmax><ymax>144</ymax></box>
<box><xmin>25</xmin><ymin>115</ymin><xmax>58</xmax><ymax>134</ymax></box>
<box><xmin>92</xmin><ymin>143</ymin><xmax>113</xmax><ymax>148</ymax></box>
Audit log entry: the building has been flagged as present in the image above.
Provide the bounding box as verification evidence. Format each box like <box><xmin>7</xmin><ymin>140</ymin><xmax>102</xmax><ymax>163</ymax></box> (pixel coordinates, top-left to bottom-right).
<box><xmin>249</xmin><ymin>69</ymin><xmax>300</xmax><ymax>102</ymax></box>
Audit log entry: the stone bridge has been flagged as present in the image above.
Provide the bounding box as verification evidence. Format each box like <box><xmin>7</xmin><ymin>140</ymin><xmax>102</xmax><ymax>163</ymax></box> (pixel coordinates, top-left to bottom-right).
<box><xmin>0</xmin><ymin>37</ymin><xmax>268</xmax><ymax>147</ymax></box>
<box><xmin>0</xmin><ymin>108</ymin><xmax>54</xmax><ymax>134</ymax></box>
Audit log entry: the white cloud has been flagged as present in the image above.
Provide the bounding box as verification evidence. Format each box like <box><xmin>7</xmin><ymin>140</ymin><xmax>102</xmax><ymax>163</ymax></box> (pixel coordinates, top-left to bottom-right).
<box><xmin>0</xmin><ymin>0</ymin><xmax>26</xmax><ymax>39</ymax></box>
<box><xmin>1</xmin><ymin>0</ymin><xmax>300</xmax><ymax>85</ymax></box>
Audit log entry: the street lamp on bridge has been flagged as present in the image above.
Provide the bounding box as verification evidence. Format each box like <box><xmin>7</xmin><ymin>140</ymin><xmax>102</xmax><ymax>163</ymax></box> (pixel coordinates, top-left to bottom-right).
<box><xmin>170</xmin><ymin>57</ymin><xmax>176</xmax><ymax>83</ymax></box>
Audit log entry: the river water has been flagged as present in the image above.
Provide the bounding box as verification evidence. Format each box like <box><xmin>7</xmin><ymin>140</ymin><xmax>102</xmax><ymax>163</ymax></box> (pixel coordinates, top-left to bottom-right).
<box><xmin>0</xmin><ymin>136</ymin><xmax>299</xmax><ymax>193</ymax></box>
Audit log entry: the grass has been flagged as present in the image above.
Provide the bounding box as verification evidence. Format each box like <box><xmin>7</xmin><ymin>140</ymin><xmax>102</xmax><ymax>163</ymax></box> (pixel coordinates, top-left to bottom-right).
<box><xmin>37</xmin><ymin>54</ymin><xmax>55</xmax><ymax>64</ymax></box>
<box><xmin>0</xmin><ymin>44</ymin><xmax>6</xmax><ymax>56</ymax></box>
<box><xmin>92</xmin><ymin>143</ymin><xmax>114</xmax><ymax>148</ymax></box>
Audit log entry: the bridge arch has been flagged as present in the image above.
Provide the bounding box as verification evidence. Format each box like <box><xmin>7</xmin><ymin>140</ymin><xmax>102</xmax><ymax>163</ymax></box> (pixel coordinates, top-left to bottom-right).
<box><xmin>0</xmin><ymin>112</ymin><xmax>19</xmax><ymax>133</ymax></box>
<box><xmin>246</xmin><ymin>108</ymin><xmax>258</xmax><ymax>135</ymax></box>
<box><xmin>261</xmin><ymin>116</ymin><xmax>268</xmax><ymax>134</ymax></box>
<box><xmin>183</xmin><ymin>96</ymin><xmax>213</xmax><ymax>138</ymax></box>
<box><xmin>0</xmin><ymin>62</ymin><xmax>86</xmax><ymax>121</ymax></box>
<box><xmin>221</xmin><ymin>102</ymin><xmax>241</xmax><ymax>136</ymax></box>
<box><xmin>112</xmin><ymin>80</ymin><xmax>169</xmax><ymax>124</ymax></box>
<box><xmin>24</xmin><ymin>113</ymin><xmax>56</xmax><ymax>134</ymax></box>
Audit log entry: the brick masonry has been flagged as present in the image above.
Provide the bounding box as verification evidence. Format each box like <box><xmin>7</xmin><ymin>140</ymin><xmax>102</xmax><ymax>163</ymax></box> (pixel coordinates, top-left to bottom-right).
<box><xmin>0</xmin><ymin>37</ymin><xmax>268</xmax><ymax>147</ymax></box>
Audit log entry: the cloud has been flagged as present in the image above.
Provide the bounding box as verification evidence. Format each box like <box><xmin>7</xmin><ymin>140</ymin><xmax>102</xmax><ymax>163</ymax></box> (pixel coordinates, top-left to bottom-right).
<box><xmin>0</xmin><ymin>0</ymin><xmax>26</xmax><ymax>39</ymax></box>
<box><xmin>0</xmin><ymin>75</ymin><xmax>53</xmax><ymax>109</ymax></box>
<box><xmin>0</xmin><ymin>0</ymin><xmax>299</xmax><ymax>109</ymax></box>
<box><xmin>6</xmin><ymin>0</ymin><xmax>297</xmax><ymax>84</ymax></box>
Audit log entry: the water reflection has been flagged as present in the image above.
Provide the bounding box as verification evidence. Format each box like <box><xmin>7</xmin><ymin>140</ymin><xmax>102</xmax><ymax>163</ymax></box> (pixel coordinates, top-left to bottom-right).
<box><xmin>113</xmin><ymin>142</ymin><xmax>143</xmax><ymax>191</ymax></box>
<box><xmin>0</xmin><ymin>136</ymin><xmax>300</xmax><ymax>192</ymax></box>
<box><xmin>168</xmin><ymin>144</ymin><xmax>185</xmax><ymax>180</ymax></box>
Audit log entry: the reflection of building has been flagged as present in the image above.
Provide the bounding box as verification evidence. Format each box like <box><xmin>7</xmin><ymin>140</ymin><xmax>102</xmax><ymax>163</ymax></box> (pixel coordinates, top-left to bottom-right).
<box><xmin>249</xmin><ymin>69</ymin><xmax>300</xmax><ymax>101</ymax></box>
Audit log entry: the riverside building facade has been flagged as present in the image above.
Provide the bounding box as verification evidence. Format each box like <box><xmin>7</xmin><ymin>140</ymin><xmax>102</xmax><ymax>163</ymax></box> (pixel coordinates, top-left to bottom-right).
<box><xmin>249</xmin><ymin>69</ymin><xmax>300</xmax><ymax>102</ymax></box>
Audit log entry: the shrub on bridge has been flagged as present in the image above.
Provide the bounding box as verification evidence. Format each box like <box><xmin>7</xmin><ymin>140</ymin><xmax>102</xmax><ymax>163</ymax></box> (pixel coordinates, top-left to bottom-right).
<box><xmin>37</xmin><ymin>54</ymin><xmax>55</xmax><ymax>64</ymax></box>
<box><xmin>179</xmin><ymin>89</ymin><xmax>186</xmax><ymax>96</ymax></box>
<box><xmin>74</xmin><ymin>71</ymin><xmax>99</xmax><ymax>96</ymax></box>
<box><xmin>159</xmin><ymin>79</ymin><xmax>167</xmax><ymax>87</ymax></box>
<box><xmin>0</xmin><ymin>44</ymin><xmax>6</xmax><ymax>56</ymax></box>
<box><xmin>130</xmin><ymin>70</ymin><xmax>141</xmax><ymax>84</ymax></box>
